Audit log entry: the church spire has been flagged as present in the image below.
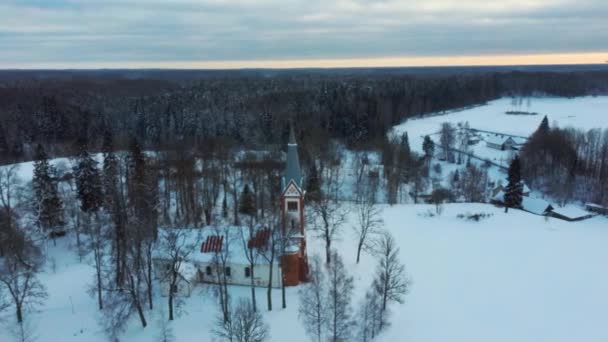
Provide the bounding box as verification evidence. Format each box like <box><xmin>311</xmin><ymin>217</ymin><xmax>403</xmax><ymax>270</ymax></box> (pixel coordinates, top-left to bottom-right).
<box><xmin>284</xmin><ymin>124</ymin><xmax>302</xmax><ymax>190</ymax></box>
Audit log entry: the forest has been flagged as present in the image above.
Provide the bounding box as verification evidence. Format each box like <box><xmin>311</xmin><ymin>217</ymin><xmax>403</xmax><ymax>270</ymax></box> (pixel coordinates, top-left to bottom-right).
<box><xmin>2</xmin><ymin>68</ymin><xmax>608</xmax><ymax>165</ymax></box>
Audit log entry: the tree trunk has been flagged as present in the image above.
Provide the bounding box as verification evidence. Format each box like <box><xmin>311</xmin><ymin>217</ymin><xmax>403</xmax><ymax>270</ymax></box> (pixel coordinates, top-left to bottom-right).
<box><xmin>135</xmin><ymin>300</ymin><xmax>147</xmax><ymax>328</ymax></box>
<box><xmin>250</xmin><ymin>266</ymin><xmax>257</xmax><ymax>312</ymax></box>
<box><xmin>356</xmin><ymin>240</ymin><xmax>363</xmax><ymax>264</ymax></box>
<box><xmin>281</xmin><ymin>274</ymin><xmax>286</xmax><ymax>309</ymax></box>
<box><xmin>96</xmin><ymin>258</ymin><xmax>103</xmax><ymax>310</ymax></box>
<box><xmin>168</xmin><ymin>291</ymin><xmax>174</xmax><ymax>321</ymax></box>
<box><xmin>325</xmin><ymin>232</ymin><xmax>332</xmax><ymax>264</ymax></box>
<box><xmin>16</xmin><ymin>303</ymin><xmax>23</xmax><ymax>323</ymax></box>
<box><xmin>267</xmin><ymin>261</ymin><xmax>273</xmax><ymax>311</ymax></box>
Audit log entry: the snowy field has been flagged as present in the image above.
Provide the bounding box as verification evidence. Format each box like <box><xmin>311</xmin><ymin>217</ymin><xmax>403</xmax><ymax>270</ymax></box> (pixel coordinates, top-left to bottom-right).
<box><xmin>393</xmin><ymin>96</ymin><xmax>608</xmax><ymax>155</ymax></box>
<box><xmin>2</xmin><ymin>203</ymin><xmax>608</xmax><ymax>342</ymax></box>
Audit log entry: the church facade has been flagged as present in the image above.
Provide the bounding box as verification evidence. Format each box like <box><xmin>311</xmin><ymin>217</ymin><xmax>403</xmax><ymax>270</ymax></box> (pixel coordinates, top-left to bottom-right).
<box><xmin>279</xmin><ymin>127</ymin><xmax>309</xmax><ymax>286</ymax></box>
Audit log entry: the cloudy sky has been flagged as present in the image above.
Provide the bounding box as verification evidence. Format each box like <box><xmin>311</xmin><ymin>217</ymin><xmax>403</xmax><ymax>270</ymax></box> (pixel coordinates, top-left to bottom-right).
<box><xmin>1</xmin><ymin>0</ymin><xmax>607</xmax><ymax>68</ymax></box>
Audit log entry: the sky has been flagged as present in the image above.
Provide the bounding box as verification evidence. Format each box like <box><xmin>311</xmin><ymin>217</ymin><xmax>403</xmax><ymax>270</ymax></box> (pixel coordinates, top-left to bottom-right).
<box><xmin>1</xmin><ymin>0</ymin><xmax>607</xmax><ymax>69</ymax></box>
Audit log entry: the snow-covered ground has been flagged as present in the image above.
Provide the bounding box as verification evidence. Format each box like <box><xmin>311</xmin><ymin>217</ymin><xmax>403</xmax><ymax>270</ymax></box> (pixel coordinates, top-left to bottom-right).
<box><xmin>2</xmin><ymin>203</ymin><xmax>608</xmax><ymax>342</ymax></box>
<box><xmin>393</xmin><ymin>96</ymin><xmax>608</xmax><ymax>156</ymax></box>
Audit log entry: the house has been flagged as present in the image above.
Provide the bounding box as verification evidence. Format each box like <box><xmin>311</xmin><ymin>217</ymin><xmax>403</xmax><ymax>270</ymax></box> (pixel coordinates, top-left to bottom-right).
<box><xmin>521</xmin><ymin>196</ymin><xmax>554</xmax><ymax>216</ymax></box>
<box><xmin>585</xmin><ymin>203</ymin><xmax>608</xmax><ymax>215</ymax></box>
<box><xmin>153</xmin><ymin>126</ymin><xmax>309</xmax><ymax>290</ymax></box>
<box><xmin>549</xmin><ymin>206</ymin><xmax>594</xmax><ymax>222</ymax></box>
<box><xmin>491</xmin><ymin>191</ymin><xmax>552</xmax><ymax>215</ymax></box>
<box><xmin>486</xmin><ymin>135</ymin><xmax>517</xmax><ymax>150</ymax></box>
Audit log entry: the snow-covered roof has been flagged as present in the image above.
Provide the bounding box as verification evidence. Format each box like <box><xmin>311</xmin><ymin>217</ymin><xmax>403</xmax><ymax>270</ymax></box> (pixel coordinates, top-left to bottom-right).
<box><xmin>155</xmin><ymin>227</ymin><xmax>279</xmax><ymax>266</ymax></box>
<box><xmin>551</xmin><ymin>206</ymin><xmax>593</xmax><ymax>220</ymax></box>
<box><xmin>586</xmin><ymin>203</ymin><xmax>607</xmax><ymax>210</ymax></box>
<box><xmin>521</xmin><ymin>197</ymin><xmax>553</xmax><ymax>215</ymax></box>
<box><xmin>486</xmin><ymin>135</ymin><xmax>515</xmax><ymax>146</ymax></box>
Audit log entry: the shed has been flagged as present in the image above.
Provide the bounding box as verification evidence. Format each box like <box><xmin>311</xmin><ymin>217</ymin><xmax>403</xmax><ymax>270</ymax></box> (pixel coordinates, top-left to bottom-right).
<box><xmin>549</xmin><ymin>206</ymin><xmax>594</xmax><ymax>222</ymax></box>
<box><xmin>521</xmin><ymin>197</ymin><xmax>553</xmax><ymax>216</ymax></box>
<box><xmin>585</xmin><ymin>203</ymin><xmax>608</xmax><ymax>215</ymax></box>
<box><xmin>486</xmin><ymin>136</ymin><xmax>517</xmax><ymax>151</ymax></box>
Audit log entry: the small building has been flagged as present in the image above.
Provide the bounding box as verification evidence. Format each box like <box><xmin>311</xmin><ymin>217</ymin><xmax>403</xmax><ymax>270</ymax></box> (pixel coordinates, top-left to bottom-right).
<box><xmin>549</xmin><ymin>206</ymin><xmax>594</xmax><ymax>222</ymax></box>
<box><xmin>521</xmin><ymin>196</ymin><xmax>554</xmax><ymax>216</ymax></box>
<box><xmin>154</xmin><ymin>227</ymin><xmax>284</xmax><ymax>289</ymax></box>
<box><xmin>486</xmin><ymin>136</ymin><xmax>517</xmax><ymax>151</ymax></box>
<box><xmin>585</xmin><ymin>203</ymin><xmax>608</xmax><ymax>215</ymax></box>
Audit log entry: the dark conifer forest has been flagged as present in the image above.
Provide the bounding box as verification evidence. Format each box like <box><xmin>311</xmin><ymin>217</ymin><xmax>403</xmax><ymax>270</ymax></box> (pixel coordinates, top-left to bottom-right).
<box><xmin>1</xmin><ymin>67</ymin><xmax>608</xmax><ymax>165</ymax></box>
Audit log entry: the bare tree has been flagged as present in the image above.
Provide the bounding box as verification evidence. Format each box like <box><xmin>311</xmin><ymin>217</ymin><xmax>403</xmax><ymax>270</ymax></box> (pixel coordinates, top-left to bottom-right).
<box><xmin>357</xmin><ymin>289</ymin><xmax>383</xmax><ymax>342</ymax></box>
<box><xmin>353</xmin><ymin>195</ymin><xmax>383</xmax><ymax>264</ymax></box>
<box><xmin>240</xmin><ymin>216</ymin><xmax>263</xmax><ymax>312</ymax></box>
<box><xmin>213</xmin><ymin>298</ymin><xmax>270</xmax><ymax>342</ymax></box>
<box><xmin>0</xmin><ymin>226</ymin><xmax>48</xmax><ymax>326</ymax></box>
<box><xmin>298</xmin><ymin>256</ymin><xmax>326</xmax><ymax>342</ymax></box>
<box><xmin>157</xmin><ymin>229</ymin><xmax>200</xmax><ymax>321</ymax></box>
<box><xmin>309</xmin><ymin>165</ymin><xmax>348</xmax><ymax>264</ymax></box>
<box><xmin>211</xmin><ymin>224</ymin><xmax>234</xmax><ymax>322</ymax></box>
<box><xmin>326</xmin><ymin>251</ymin><xmax>354</xmax><ymax>342</ymax></box>
<box><xmin>260</xmin><ymin>210</ymin><xmax>280</xmax><ymax>311</ymax></box>
<box><xmin>374</xmin><ymin>232</ymin><xmax>410</xmax><ymax>314</ymax></box>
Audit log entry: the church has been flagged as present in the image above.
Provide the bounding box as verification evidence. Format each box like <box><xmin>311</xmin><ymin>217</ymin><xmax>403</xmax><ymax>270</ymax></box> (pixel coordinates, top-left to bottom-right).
<box><xmin>154</xmin><ymin>127</ymin><xmax>309</xmax><ymax>295</ymax></box>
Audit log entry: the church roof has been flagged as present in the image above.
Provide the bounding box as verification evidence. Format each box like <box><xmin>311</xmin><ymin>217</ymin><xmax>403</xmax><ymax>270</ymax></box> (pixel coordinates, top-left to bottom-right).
<box><xmin>284</xmin><ymin>126</ymin><xmax>303</xmax><ymax>190</ymax></box>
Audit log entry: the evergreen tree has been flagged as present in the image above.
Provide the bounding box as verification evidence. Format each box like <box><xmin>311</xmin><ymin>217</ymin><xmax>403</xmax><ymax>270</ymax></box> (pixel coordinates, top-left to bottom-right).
<box><xmin>535</xmin><ymin>115</ymin><xmax>549</xmax><ymax>137</ymax></box>
<box><xmin>306</xmin><ymin>162</ymin><xmax>321</xmax><ymax>202</ymax></box>
<box><xmin>504</xmin><ymin>156</ymin><xmax>523</xmax><ymax>212</ymax></box>
<box><xmin>32</xmin><ymin>144</ymin><xmax>64</xmax><ymax>233</ymax></box>
<box><xmin>74</xmin><ymin>141</ymin><xmax>103</xmax><ymax>214</ymax></box>
<box><xmin>400</xmin><ymin>132</ymin><xmax>411</xmax><ymax>158</ymax></box>
<box><xmin>239</xmin><ymin>184</ymin><xmax>256</xmax><ymax>216</ymax></box>
<box><xmin>422</xmin><ymin>135</ymin><xmax>435</xmax><ymax>160</ymax></box>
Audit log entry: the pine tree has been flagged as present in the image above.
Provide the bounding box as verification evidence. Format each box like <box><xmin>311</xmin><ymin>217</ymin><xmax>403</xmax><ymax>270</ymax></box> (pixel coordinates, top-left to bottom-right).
<box><xmin>306</xmin><ymin>162</ymin><xmax>321</xmax><ymax>202</ymax></box>
<box><xmin>422</xmin><ymin>135</ymin><xmax>434</xmax><ymax>160</ymax></box>
<box><xmin>536</xmin><ymin>115</ymin><xmax>549</xmax><ymax>137</ymax></box>
<box><xmin>32</xmin><ymin>144</ymin><xmax>64</xmax><ymax>234</ymax></box>
<box><xmin>504</xmin><ymin>156</ymin><xmax>523</xmax><ymax>213</ymax></box>
<box><xmin>400</xmin><ymin>132</ymin><xmax>411</xmax><ymax>157</ymax></box>
<box><xmin>239</xmin><ymin>184</ymin><xmax>256</xmax><ymax>216</ymax></box>
<box><xmin>74</xmin><ymin>141</ymin><xmax>103</xmax><ymax>214</ymax></box>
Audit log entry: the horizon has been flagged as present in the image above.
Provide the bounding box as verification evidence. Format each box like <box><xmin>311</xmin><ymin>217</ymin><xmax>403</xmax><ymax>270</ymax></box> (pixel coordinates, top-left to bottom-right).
<box><xmin>2</xmin><ymin>52</ymin><xmax>607</xmax><ymax>71</ymax></box>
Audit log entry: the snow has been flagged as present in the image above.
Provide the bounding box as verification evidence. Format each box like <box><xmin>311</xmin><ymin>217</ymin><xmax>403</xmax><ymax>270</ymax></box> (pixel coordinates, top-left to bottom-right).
<box><xmin>521</xmin><ymin>196</ymin><xmax>553</xmax><ymax>215</ymax></box>
<box><xmin>392</xmin><ymin>96</ymin><xmax>608</xmax><ymax>157</ymax></box>
<box><xmin>178</xmin><ymin>262</ymin><xmax>198</xmax><ymax>282</ymax></box>
<box><xmin>3</xmin><ymin>203</ymin><xmax>608</xmax><ymax>342</ymax></box>
<box><xmin>550</xmin><ymin>205</ymin><xmax>593</xmax><ymax>220</ymax></box>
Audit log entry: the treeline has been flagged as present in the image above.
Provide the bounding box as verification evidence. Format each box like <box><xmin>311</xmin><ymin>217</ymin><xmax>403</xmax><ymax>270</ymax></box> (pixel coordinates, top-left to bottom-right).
<box><xmin>2</xmin><ymin>69</ymin><xmax>608</xmax><ymax>165</ymax></box>
<box><xmin>520</xmin><ymin>117</ymin><xmax>608</xmax><ymax>206</ymax></box>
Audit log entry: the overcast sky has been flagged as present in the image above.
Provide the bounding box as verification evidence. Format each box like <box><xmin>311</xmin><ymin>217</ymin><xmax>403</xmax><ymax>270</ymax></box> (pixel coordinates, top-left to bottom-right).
<box><xmin>1</xmin><ymin>0</ymin><xmax>607</xmax><ymax>68</ymax></box>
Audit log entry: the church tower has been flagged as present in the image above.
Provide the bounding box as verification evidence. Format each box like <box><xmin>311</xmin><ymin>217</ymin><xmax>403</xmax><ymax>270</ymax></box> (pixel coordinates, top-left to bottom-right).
<box><xmin>280</xmin><ymin>126</ymin><xmax>308</xmax><ymax>286</ymax></box>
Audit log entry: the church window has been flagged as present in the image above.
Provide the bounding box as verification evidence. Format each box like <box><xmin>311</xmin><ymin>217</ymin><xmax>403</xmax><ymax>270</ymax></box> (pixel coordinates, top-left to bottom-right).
<box><xmin>287</xmin><ymin>201</ymin><xmax>298</xmax><ymax>212</ymax></box>
<box><xmin>245</xmin><ymin>267</ymin><xmax>251</xmax><ymax>278</ymax></box>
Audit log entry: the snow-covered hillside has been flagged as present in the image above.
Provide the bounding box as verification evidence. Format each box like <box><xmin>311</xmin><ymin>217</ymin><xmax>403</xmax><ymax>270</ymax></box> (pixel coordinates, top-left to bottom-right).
<box><xmin>2</xmin><ymin>203</ymin><xmax>607</xmax><ymax>342</ymax></box>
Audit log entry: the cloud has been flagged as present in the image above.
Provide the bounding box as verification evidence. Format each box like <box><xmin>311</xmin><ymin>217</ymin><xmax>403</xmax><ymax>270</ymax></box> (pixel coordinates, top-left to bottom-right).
<box><xmin>0</xmin><ymin>0</ymin><xmax>607</xmax><ymax>67</ymax></box>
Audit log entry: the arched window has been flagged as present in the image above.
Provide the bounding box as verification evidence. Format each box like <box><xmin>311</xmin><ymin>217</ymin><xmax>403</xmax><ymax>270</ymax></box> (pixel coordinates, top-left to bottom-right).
<box><xmin>205</xmin><ymin>266</ymin><xmax>212</xmax><ymax>276</ymax></box>
<box><xmin>225</xmin><ymin>267</ymin><xmax>232</xmax><ymax>277</ymax></box>
<box><xmin>245</xmin><ymin>267</ymin><xmax>251</xmax><ymax>278</ymax></box>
